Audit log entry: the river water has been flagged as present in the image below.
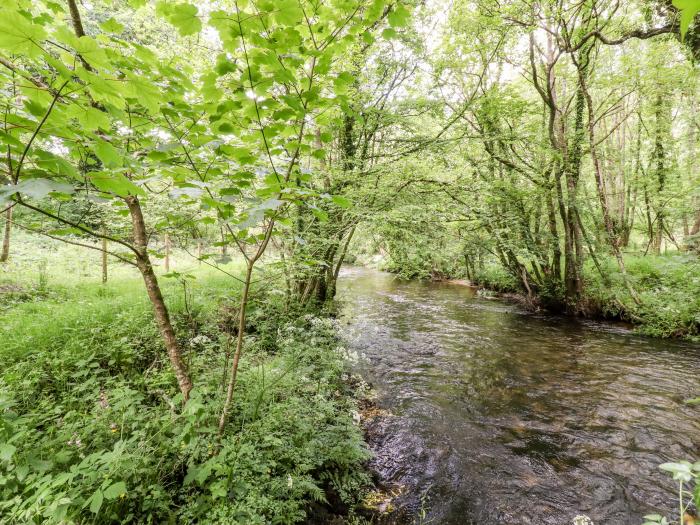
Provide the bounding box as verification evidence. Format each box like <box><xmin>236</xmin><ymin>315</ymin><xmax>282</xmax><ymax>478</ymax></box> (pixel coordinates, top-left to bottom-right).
<box><xmin>336</xmin><ymin>267</ymin><xmax>700</xmax><ymax>525</ymax></box>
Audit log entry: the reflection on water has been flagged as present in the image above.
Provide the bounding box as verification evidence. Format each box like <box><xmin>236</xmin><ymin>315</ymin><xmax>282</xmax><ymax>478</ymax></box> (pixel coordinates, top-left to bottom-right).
<box><xmin>337</xmin><ymin>267</ymin><xmax>700</xmax><ymax>525</ymax></box>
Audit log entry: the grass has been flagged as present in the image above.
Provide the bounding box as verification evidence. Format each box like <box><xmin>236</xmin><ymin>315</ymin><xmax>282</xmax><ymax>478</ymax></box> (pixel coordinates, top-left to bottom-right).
<box><xmin>0</xmin><ymin>233</ymin><xmax>372</xmax><ymax>524</ymax></box>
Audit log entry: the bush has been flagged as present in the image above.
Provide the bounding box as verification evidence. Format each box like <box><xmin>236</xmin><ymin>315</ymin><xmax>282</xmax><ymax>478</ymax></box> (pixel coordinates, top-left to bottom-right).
<box><xmin>585</xmin><ymin>254</ymin><xmax>700</xmax><ymax>339</ymax></box>
<box><xmin>471</xmin><ymin>264</ymin><xmax>520</xmax><ymax>293</ymax></box>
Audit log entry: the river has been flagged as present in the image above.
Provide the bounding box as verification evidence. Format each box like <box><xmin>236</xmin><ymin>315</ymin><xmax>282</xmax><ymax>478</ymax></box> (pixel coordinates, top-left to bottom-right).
<box><xmin>336</xmin><ymin>267</ymin><xmax>700</xmax><ymax>525</ymax></box>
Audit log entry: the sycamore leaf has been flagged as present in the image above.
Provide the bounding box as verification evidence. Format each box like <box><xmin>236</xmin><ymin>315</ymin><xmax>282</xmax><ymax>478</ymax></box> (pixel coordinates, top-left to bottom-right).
<box><xmin>382</xmin><ymin>27</ymin><xmax>398</xmax><ymax>39</ymax></box>
<box><xmin>158</xmin><ymin>3</ymin><xmax>202</xmax><ymax>36</ymax></box>
<box><xmin>89</xmin><ymin>172</ymin><xmax>144</xmax><ymax>197</ymax></box>
<box><xmin>75</xmin><ymin>106</ymin><xmax>111</xmax><ymax>132</ymax></box>
<box><xmin>0</xmin><ymin>179</ymin><xmax>74</xmax><ymax>202</ymax></box>
<box><xmin>94</xmin><ymin>140</ymin><xmax>123</xmax><ymax>168</ymax></box>
<box><xmin>367</xmin><ymin>0</ymin><xmax>387</xmax><ymax>21</ymax></box>
<box><xmin>274</xmin><ymin>0</ymin><xmax>304</xmax><ymax>26</ymax></box>
<box><xmin>333</xmin><ymin>72</ymin><xmax>354</xmax><ymax>96</ymax></box>
<box><xmin>34</xmin><ymin>150</ymin><xmax>79</xmax><ymax>179</ymax></box>
<box><xmin>388</xmin><ymin>5</ymin><xmax>411</xmax><ymax>28</ymax></box>
<box><xmin>673</xmin><ymin>0</ymin><xmax>700</xmax><ymax>39</ymax></box>
<box><xmin>73</xmin><ymin>36</ymin><xmax>111</xmax><ymax>69</ymax></box>
<box><xmin>99</xmin><ymin>18</ymin><xmax>125</xmax><ymax>33</ymax></box>
<box><xmin>0</xmin><ymin>11</ymin><xmax>46</xmax><ymax>58</ymax></box>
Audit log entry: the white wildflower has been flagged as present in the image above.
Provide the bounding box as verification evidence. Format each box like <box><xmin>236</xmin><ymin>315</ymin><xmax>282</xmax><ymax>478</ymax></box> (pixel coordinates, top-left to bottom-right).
<box><xmin>189</xmin><ymin>335</ymin><xmax>211</xmax><ymax>347</ymax></box>
<box><xmin>573</xmin><ymin>515</ymin><xmax>594</xmax><ymax>525</ymax></box>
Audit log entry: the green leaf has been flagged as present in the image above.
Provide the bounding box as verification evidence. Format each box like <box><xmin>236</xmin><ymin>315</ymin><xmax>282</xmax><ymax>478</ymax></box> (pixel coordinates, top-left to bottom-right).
<box><xmin>70</xmin><ymin>106</ymin><xmax>111</xmax><ymax>132</ymax></box>
<box><xmin>673</xmin><ymin>0</ymin><xmax>700</xmax><ymax>40</ymax></box>
<box><xmin>99</xmin><ymin>18</ymin><xmax>125</xmax><ymax>33</ymax></box>
<box><xmin>103</xmin><ymin>481</ymin><xmax>127</xmax><ymax>500</ymax></box>
<box><xmin>0</xmin><ymin>179</ymin><xmax>74</xmax><ymax>202</ymax></box>
<box><xmin>159</xmin><ymin>2</ymin><xmax>202</xmax><ymax>36</ymax></box>
<box><xmin>333</xmin><ymin>72</ymin><xmax>354</xmax><ymax>96</ymax></box>
<box><xmin>89</xmin><ymin>172</ymin><xmax>144</xmax><ymax>197</ymax></box>
<box><xmin>94</xmin><ymin>140</ymin><xmax>123</xmax><ymax>168</ymax></box>
<box><xmin>0</xmin><ymin>10</ymin><xmax>46</xmax><ymax>58</ymax></box>
<box><xmin>331</xmin><ymin>195</ymin><xmax>352</xmax><ymax>208</ymax></box>
<box><xmin>382</xmin><ymin>28</ymin><xmax>398</xmax><ymax>39</ymax></box>
<box><xmin>0</xmin><ymin>443</ymin><xmax>16</xmax><ymax>462</ymax></box>
<box><xmin>73</xmin><ymin>36</ymin><xmax>111</xmax><ymax>69</ymax></box>
<box><xmin>89</xmin><ymin>489</ymin><xmax>103</xmax><ymax>514</ymax></box>
<box><xmin>274</xmin><ymin>0</ymin><xmax>304</xmax><ymax>26</ymax></box>
<box><xmin>388</xmin><ymin>5</ymin><xmax>411</xmax><ymax>28</ymax></box>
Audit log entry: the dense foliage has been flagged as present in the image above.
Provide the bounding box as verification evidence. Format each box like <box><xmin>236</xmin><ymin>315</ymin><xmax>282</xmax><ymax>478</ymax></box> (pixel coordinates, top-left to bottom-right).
<box><xmin>0</xmin><ymin>238</ymin><xmax>371</xmax><ymax>523</ymax></box>
<box><xmin>0</xmin><ymin>0</ymin><xmax>698</xmax><ymax>522</ymax></box>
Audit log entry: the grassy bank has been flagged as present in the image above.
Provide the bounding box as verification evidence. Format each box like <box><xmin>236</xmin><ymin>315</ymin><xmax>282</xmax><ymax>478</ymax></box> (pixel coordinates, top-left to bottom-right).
<box><xmin>0</xmin><ymin>236</ymin><xmax>371</xmax><ymax>524</ymax></box>
<box><xmin>477</xmin><ymin>254</ymin><xmax>700</xmax><ymax>340</ymax></box>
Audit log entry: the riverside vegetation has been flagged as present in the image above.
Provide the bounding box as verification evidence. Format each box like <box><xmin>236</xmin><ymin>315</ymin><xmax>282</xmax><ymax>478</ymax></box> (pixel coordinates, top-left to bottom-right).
<box><xmin>0</xmin><ymin>0</ymin><xmax>699</xmax><ymax>523</ymax></box>
<box><xmin>1</xmin><ymin>234</ymin><xmax>374</xmax><ymax>523</ymax></box>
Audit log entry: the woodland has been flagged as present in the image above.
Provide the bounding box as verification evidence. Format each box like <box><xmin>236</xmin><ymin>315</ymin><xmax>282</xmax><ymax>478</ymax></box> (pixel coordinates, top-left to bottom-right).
<box><xmin>0</xmin><ymin>0</ymin><xmax>699</xmax><ymax>523</ymax></box>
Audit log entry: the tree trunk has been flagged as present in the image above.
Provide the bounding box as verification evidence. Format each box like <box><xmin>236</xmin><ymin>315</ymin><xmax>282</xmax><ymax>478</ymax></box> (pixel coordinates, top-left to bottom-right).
<box><xmin>218</xmin><ymin>262</ymin><xmax>253</xmax><ymax>433</ymax></box>
<box><xmin>0</xmin><ymin>206</ymin><xmax>12</xmax><ymax>263</ymax></box>
<box><xmin>579</xmin><ymin>67</ymin><xmax>640</xmax><ymax>304</ymax></box>
<box><xmin>101</xmin><ymin>234</ymin><xmax>107</xmax><ymax>284</ymax></box>
<box><xmin>125</xmin><ymin>196</ymin><xmax>193</xmax><ymax>401</ymax></box>
<box><xmin>164</xmin><ymin>233</ymin><xmax>171</xmax><ymax>272</ymax></box>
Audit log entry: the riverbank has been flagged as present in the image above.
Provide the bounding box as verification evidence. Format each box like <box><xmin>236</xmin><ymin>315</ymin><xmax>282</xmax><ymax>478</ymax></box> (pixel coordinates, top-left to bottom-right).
<box><xmin>0</xmin><ymin>236</ymin><xmax>374</xmax><ymax>524</ymax></box>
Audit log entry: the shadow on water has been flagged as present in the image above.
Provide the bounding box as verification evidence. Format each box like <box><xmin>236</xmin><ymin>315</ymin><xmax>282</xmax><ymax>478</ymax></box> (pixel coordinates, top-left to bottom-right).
<box><xmin>336</xmin><ymin>267</ymin><xmax>700</xmax><ymax>525</ymax></box>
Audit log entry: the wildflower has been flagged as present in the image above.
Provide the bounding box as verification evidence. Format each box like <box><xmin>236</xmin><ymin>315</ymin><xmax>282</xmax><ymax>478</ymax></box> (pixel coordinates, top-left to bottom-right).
<box><xmin>287</xmin><ymin>474</ymin><xmax>293</xmax><ymax>488</ymax></box>
<box><xmin>99</xmin><ymin>388</ymin><xmax>110</xmax><ymax>409</ymax></box>
<box><xmin>110</xmin><ymin>423</ymin><xmax>118</xmax><ymax>433</ymax></box>
<box><xmin>189</xmin><ymin>335</ymin><xmax>211</xmax><ymax>347</ymax></box>
<box><xmin>573</xmin><ymin>515</ymin><xmax>594</xmax><ymax>525</ymax></box>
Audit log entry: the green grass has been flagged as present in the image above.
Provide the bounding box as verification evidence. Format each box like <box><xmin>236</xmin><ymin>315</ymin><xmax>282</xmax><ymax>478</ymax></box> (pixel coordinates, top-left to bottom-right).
<box><xmin>0</xmin><ymin>234</ymin><xmax>371</xmax><ymax>524</ymax></box>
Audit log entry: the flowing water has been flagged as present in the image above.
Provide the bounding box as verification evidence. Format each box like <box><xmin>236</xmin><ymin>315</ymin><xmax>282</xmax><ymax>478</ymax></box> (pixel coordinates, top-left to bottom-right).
<box><xmin>336</xmin><ymin>267</ymin><xmax>700</xmax><ymax>525</ymax></box>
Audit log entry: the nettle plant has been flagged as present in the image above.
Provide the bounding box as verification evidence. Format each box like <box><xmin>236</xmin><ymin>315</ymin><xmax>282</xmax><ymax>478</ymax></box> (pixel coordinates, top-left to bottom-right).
<box><xmin>0</xmin><ymin>0</ymin><xmax>402</xmax><ymax>413</ymax></box>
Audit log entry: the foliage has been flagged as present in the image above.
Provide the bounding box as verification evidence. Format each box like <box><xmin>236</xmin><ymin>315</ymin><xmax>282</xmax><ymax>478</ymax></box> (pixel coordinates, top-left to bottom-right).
<box><xmin>0</xmin><ymin>242</ymin><xmax>370</xmax><ymax>524</ymax></box>
<box><xmin>642</xmin><ymin>461</ymin><xmax>700</xmax><ymax>525</ymax></box>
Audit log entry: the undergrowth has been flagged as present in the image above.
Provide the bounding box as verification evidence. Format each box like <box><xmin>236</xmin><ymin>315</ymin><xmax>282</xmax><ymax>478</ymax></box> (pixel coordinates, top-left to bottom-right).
<box><xmin>0</xmin><ymin>259</ymin><xmax>371</xmax><ymax>523</ymax></box>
